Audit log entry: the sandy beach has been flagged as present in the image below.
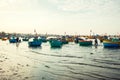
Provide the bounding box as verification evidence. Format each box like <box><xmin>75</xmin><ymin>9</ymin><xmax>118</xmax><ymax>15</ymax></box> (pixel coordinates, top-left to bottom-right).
<box><xmin>0</xmin><ymin>51</ymin><xmax>35</xmax><ymax>80</ymax></box>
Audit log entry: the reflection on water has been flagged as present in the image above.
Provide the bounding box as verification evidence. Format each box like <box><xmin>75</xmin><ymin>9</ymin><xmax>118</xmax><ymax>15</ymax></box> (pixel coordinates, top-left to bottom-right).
<box><xmin>0</xmin><ymin>40</ymin><xmax>120</xmax><ymax>80</ymax></box>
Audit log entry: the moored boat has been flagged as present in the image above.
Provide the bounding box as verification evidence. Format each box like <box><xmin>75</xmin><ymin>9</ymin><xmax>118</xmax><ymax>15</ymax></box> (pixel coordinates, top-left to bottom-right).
<box><xmin>1</xmin><ymin>37</ymin><xmax>8</xmax><ymax>41</ymax></box>
<box><xmin>50</xmin><ymin>39</ymin><xmax>62</xmax><ymax>48</ymax></box>
<box><xmin>79</xmin><ymin>40</ymin><xmax>92</xmax><ymax>46</ymax></box>
<box><xmin>61</xmin><ymin>36</ymin><xmax>69</xmax><ymax>44</ymax></box>
<box><xmin>22</xmin><ymin>37</ymin><xmax>29</xmax><ymax>41</ymax></box>
<box><xmin>9</xmin><ymin>37</ymin><xmax>21</xmax><ymax>43</ymax></box>
<box><xmin>103</xmin><ymin>39</ymin><xmax>120</xmax><ymax>48</ymax></box>
<box><xmin>28</xmin><ymin>38</ymin><xmax>42</xmax><ymax>47</ymax></box>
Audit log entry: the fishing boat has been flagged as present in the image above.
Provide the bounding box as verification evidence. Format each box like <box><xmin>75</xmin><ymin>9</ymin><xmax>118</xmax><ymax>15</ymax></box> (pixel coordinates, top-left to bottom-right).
<box><xmin>79</xmin><ymin>40</ymin><xmax>92</xmax><ymax>46</ymax></box>
<box><xmin>28</xmin><ymin>38</ymin><xmax>42</xmax><ymax>47</ymax></box>
<box><xmin>50</xmin><ymin>39</ymin><xmax>62</xmax><ymax>48</ymax></box>
<box><xmin>22</xmin><ymin>37</ymin><xmax>29</xmax><ymax>41</ymax></box>
<box><xmin>9</xmin><ymin>37</ymin><xmax>21</xmax><ymax>43</ymax></box>
<box><xmin>9</xmin><ymin>37</ymin><xmax>17</xmax><ymax>43</ymax></box>
<box><xmin>1</xmin><ymin>37</ymin><xmax>8</xmax><ymax>41</ymax></box>
<box><xmin>28</xmin><ymin>29</ymin><xmax>42</xmax><ymax>47</ymax></box>
<box><xmin>47</xmin><ymin>36</ymin><xmax>57</xmax><ymax>43</ymax></box>
<box><xmin>66</xmin><ymin>36</ymin><xmax>74</xmax><ymax>42</ymax></box>
<box><xmin>74</xmin><ymin>37</ymin><xmax>84</xmax><ymax>43</ymax></box>
<box><xmin>61</xmin><ymin>40</ymin><xmax>68</xmax><ymax>44</ymax></box>
<box><xmin>103</xmin><ymin>39</ymin><xmax>120</xmax><ymax>48</ymax></box>
<box><xmin>61</xmin><ymin>36</ymin><xmax>69</xmax><ymax>44</ymax></box>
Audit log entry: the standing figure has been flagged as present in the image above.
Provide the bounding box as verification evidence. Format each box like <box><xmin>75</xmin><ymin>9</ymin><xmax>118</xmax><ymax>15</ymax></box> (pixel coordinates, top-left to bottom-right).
<box><xmin>94</xmin><ymin>38</ymin><xmax>98</xmax><ymax>48</ymax></box>
<box><xmin>16</xmin><ymin>37</ymin><xmax>19</xmax><ymax>42</ymax></box>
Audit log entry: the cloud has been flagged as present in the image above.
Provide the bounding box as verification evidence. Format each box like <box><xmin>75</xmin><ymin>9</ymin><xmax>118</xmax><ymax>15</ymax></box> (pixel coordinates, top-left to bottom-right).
<box><xmin>0</xmin><ymin>0</ymin><xmax>41</xmax><ymax>11</ymax></box>
<box><xmin>48</xmin><ymin>0</ymin><xmax>120</xmax><ymax>16</ymax></box>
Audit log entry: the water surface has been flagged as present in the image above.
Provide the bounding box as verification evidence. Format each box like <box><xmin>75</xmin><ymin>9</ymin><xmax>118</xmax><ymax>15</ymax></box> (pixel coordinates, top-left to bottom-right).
<box><xmin>0</xmin><ymin>40</ymin><xmax>120</xmax><ymax>80</ymax></box>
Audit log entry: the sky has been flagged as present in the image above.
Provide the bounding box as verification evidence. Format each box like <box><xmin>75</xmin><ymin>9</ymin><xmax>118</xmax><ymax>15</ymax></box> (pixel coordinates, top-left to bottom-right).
<box><xmin>0</xmin><ymin>0</ymin><xmax>120</xmax><ymax>35</ymax></box>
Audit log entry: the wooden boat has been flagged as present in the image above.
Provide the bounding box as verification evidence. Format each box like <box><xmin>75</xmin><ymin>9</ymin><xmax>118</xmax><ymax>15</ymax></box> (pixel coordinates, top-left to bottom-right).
<box><xmin>9</xmin><ymin>37</ymin><xmax>17</xmax><ymax>43</ymax></box>
<box><xmin>74</xmin><ymin>37</ymin><xmax>84</xmax><ymax>43</ymax></box>
<box><xmin>79</xmin><ymin>40</ymin><xmax>92</xmax><ymax>46</ymax></box>
<box><xmin>66</xmin><ymin>36</ymin><xmax>74</xmax><ymax>42</ymax></box>
<box><xmin>103</xmin><ymin>39</ymin><xmax>120</xmax><ymax>48</ymax></box>
<box><xmin>61</xmin><ymin>36</ymin><xmax>69</xmax><ymax>44</ymax></box>
<box><xmin>9</xmin><ymin>37</ymin><xmax>21</xmax><ymax>43</ymax></box>
<box><xmin>50</xmin><ymin>39</ymin><xmax>62</xmax><ymax>48</ymax></box>
<box><xmin>22</xmin><ymin>37</ymin><xmax>29</xmax><ymax>41</ymax></box>
<box><xmin>2</xmin><ymin>37</ymin><xmax>8</xmax><ymax>41</ymax></box>
<box><xmin>61</xmin><ymin>40</ymin><xmax>68</xmax><ymax>44</ymax></box>
<box><xmin>28</xmin><ymin>38</ymin><xmax>42</xmax><ymax>47</ymax></box>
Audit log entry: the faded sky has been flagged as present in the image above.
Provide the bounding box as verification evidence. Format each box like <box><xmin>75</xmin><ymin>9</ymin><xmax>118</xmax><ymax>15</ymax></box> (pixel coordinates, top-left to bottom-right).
<box><xmin>0</xmin><ymin>0</ymin><xmax>120</xmax><ymax>35</ymax></box>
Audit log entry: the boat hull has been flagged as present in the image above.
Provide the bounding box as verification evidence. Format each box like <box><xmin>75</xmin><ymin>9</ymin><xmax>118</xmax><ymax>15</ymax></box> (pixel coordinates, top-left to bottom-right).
<box><xmin>103</xmin><ymin>43</ymin><xmax>120</xmax><ymax>48</ymax></box>
<box><xmin>28</xmin><ymin>41</ymin><xmax>42</xmax><ymax>47</ymax></box>
<box><xmin>23</xmin><ymin>38</ymin><xmax>29</xmax><ymax>41</ymax></box>
<box><xmin>28</xmin><ymin>38</ymin><xmax>42</xmax><ymax>47</ymax></box>
<box><xmin>2</xmin><ymin>37</ymin><xmax>8</xmax><ymax>41</ymax></box>
<box><xmin>103</xmin><ymin>40</ymin><xmax>120</xmax><ymax>48</ymax></box>
<box><xmin>50</xmin><ymin>40</ymin><xmax>62</xmax><ymax>48</ymax></box>
<box><xmin>79</xmin><ymin>41</ymin><xmax>92</xmax><ymax>46</ymax></box>
<box><xmin>9</xmin><ymin>39</ymin><xmax>17</xmax><ymax>43</ymax></box>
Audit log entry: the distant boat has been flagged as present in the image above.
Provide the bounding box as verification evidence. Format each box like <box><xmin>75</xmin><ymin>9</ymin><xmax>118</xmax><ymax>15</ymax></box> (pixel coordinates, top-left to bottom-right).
<box><xmin>61</xmin><ymin>40</ymin><xmax>68</xmax><ymax>44</ymax></box>
<box><xmin>50</xmin><ymin>39</ymin><xmax>62</xmax><ymax>48</ymax></box>
<box><xmin>28</xmin><ymin>38</ymin><xmax>42</xmax><ymax>47</ymax></box>
<box><xmin>1</xmin><ymin>37</ymin><xmax>8</xmax><ymax>41</ymax></box>
<box><xmin>79</xmin><ymin>40</ymin><xmax>92</xmax><ymax>46</ymax></box>
<box><xmin>74</xmin><ymin>37</ymin><xmax>84</xmax><ymax>43</ymax></box>
<box><xmin>40</xmin><ymin>36</ymin><xmax>47</xmax><ymax>42</ymax></box>
<box><xmin>103</xmin><ymin>39</ymin><xmax>120</xmax><ymax>48</ymax></box>
<box><xmin>47</xmin><ymin>36</ymin><xmax>58</xmax><ymax>43</ymax></box>
<box><xmin>22</xmin><ymin>37</ymin><xmax>29</xmax><ymax>41</ymax></box>
<box><xmin>9</xmin><ymin>37</ymin><xmax>21</xmax><ymax>43</ymax></box>
<box><xmin>28</xmin><ymin>29</ymin><xmax>42</xmax><ymax>47</ymax></box>
<box><xmin>66</xmin><ymin>36</ymin><xmax>74</xmax><ymax>42</ymax></box>
<box><xmin>61</xmin><ymin>36</ymin><xmax>69</xmax><ymax>44</ymax></box>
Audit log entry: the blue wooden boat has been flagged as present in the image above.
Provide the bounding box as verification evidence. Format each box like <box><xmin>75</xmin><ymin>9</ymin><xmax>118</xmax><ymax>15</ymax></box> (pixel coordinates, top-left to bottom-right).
<box><xmin>9</xmin><ymin>38</ymin><xmax>17</xmax><ymax>43</ymax></box>
<box><xmin>79</xmin><ymin>40</ymin><xmax>92</xmax><ymax>46</ymax></box>
<box><xmin>50</xmin><ymin>39</ymin><xmax>62</xmax><ymax>48</ymax></box>
<box><xmin>103</xmin><ymin>39</ymin><xmax>120</xmax><ymax>48</ymax></box>
<box><xmin>9</xmin><ymin>37</ymin><xmax>21</xmax><ymax>43</ymax></box>
<box><xmin>28</xmin><ymin>38</ymin><xmax>42</xmax><ymax>47</ymax></box>
<box><xmin>74</xmin><ymin>37</ymin><xmax>84</xmax><ymax>43</ymax></box>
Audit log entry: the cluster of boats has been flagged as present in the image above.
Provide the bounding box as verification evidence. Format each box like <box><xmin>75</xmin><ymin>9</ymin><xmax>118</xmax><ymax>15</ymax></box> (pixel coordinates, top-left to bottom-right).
<box><xmin>1</xmin><ymin>36</ymin><xmax>120</xmax><ymax>48</ymax></box>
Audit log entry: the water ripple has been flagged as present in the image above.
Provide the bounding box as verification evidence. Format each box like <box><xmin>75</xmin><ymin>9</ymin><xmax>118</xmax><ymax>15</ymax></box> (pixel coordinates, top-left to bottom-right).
<box><xmin>92</xmin><ymin>59</ymin><xmax>120</xmax><ymax>65</ymax></box>
<box><xmin>30</xmin><ymin>51</ymin><xmax>83</xmax><ymax>59</ymax></box>
<box><xmin>43</xmin><ymin>70</ymin><xmax>84</xmax><ymax>80</ymax></box>
<box><xmin>58</xmin><ymin>62</ymin><xmax>120</xmax><ymax>71</ymax></box>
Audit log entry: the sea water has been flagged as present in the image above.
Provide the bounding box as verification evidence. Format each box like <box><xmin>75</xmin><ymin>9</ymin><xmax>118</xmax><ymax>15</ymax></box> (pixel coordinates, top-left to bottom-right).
<box><xmin>0</xmin><ymin>40</ymin><xmax>120</xmax><ymax>80</ymax></box>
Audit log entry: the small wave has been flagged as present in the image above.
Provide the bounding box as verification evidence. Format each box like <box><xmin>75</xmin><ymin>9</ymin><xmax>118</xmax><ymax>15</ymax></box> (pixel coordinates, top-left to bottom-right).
<box><xmin>92</xmin><ymin>59</ymin><xmax>120</xmax><ymax>65</ymax></box>
<box><xmin>30</xmin><ymin>51</ymin><xmax>83</xmax><ymax>59</ymax></box>
<box><xmin>59</xmin><ymin>62</ymin><xmax>120</xmax><ymax>71</ymax></box>
<box><xmin>88</xmin><ymin>72</ymin><xmax>120</xmax><ymax>80</ymax></box>
<box><xmin>69</xmin><ymin>71</ymin><xmax>107</xmax><ymax>80</ymax></box>
<box><xmin>43</xmin><ymin>70</ymin><xmax>84</xmax><ymax>80</ymax></box>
